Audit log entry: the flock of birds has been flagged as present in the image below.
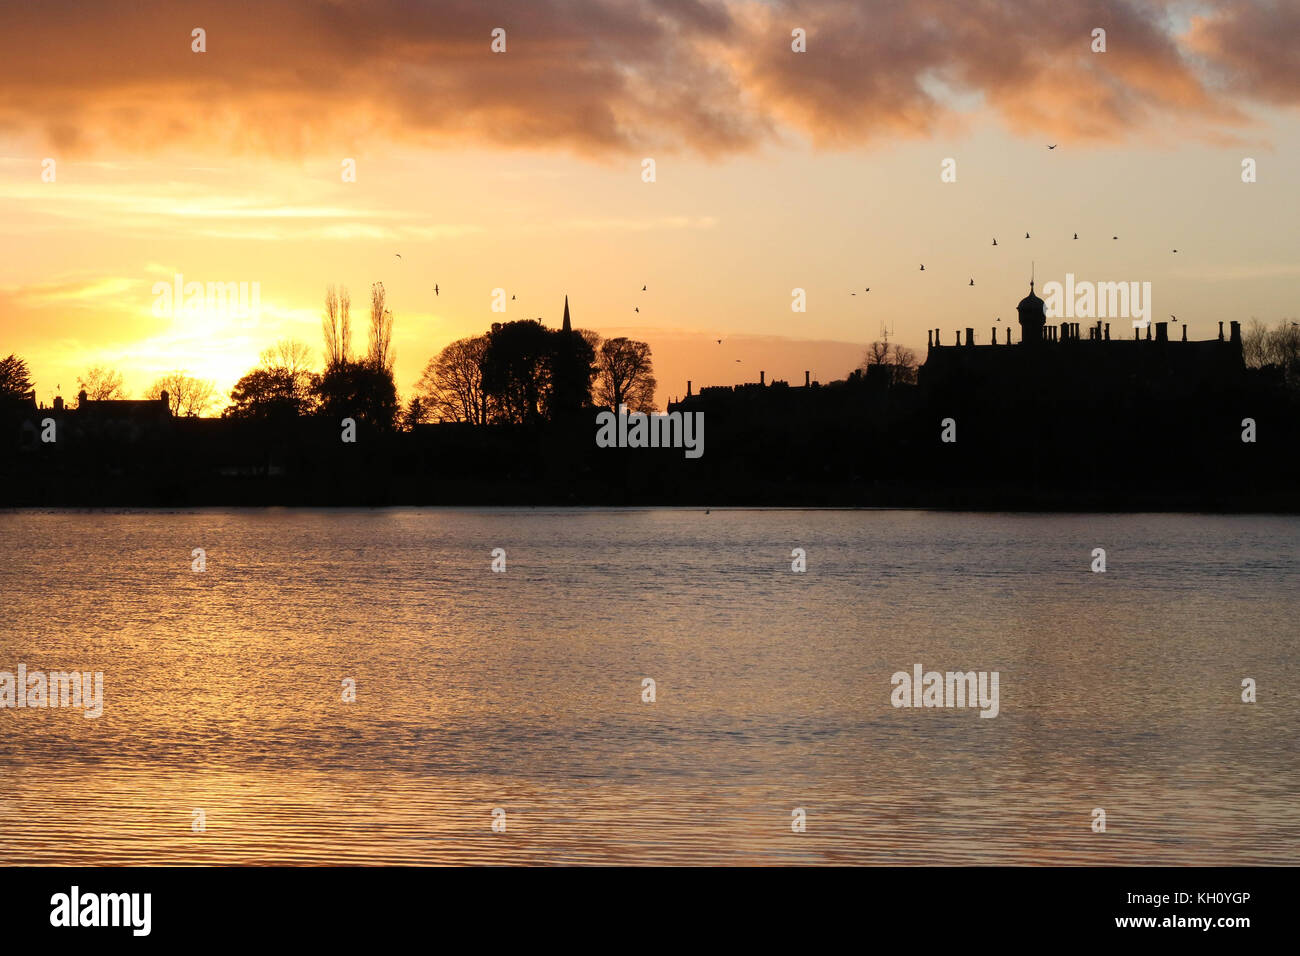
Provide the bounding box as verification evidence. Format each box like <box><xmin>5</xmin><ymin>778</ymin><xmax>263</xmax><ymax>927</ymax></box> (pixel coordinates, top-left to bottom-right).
<box><xmin>386</xmin><ymin>145</ymin><xmax>1195</xmax><ymax>374</ymax></box>
<box><xmin>846</xmin><ymin>146</ymin><xmax>1188</xmax><ymax>333</ymax></box>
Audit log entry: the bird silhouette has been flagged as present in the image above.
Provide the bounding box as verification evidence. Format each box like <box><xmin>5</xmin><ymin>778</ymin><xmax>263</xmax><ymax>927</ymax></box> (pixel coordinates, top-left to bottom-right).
<box><xmin>1170</xmin><ymin>314</ymin><xmax>1177</xmax><ymax>321</ymax></box>
<box><xmin>969</xmin><ymin>278</ymin><xmax>975</xmax><ymax>286</ymax></box>
<box><xmin>992</xmin><ymin>238</ymin><xmax>997</xmax><ymax>246</ymax></box>
<box><xmin>920</xmin><ymin>264</ymin><xmax>925</xmax><ymax>271</ymax></box>
<box><xmin>642</xmin><ymin>285</ymin><xmax>647</xmax><ymax>291</ymax></box>
<box><xmin>1047</xmin><ymin>144</ymin><xmax>1057</xmax><ymax>149</ymax></box>
<box><xmin>1172</xmin><ymin>249</ymin><xmax>1178</xmax><ymax>253</ymax></box>
<box><xmin>1073</xmin><ymin>233</ymin><xmax>1078</xmax><ymax>240</ymax></box>
<box><xmin>1025</xmin><ymin>232</ymin><xmax>1031</xmax><ymax>239</ymax></box>
<box><xmin>395</xmin><ymin>253</ymin><xmax>401</xmax><ymax>259</ymax></box>
<box><xmin>1113</xmin><ymin>236</ymin><xmax>1119</xmax><ymax>240</ymax></box>
<box><xmin>634</xmin><ymin>307</ymin><xmax>639</xmax><ymax>313</ymax></box>
<box><xmin>865</xmin><ymin>287</ymin><xmax>870</xmax><ymax>292</ymax></box>
<box><xmin>735</xmin><ymin>359</ymin><xmax>741</xmax><ymax>363</ymax></box>
<box><xmin>511</xmin><ymin>294</ymin><xmax>516</xmax><ymax>300</ymax></box>
<box><xmin>716</xmin><ymin>339</ymin><xmax>723</xmax><ymax>344</ymax></box>
<box><xmin>996</xmin><ymin>317</ymin><xmax>1001</xmax><ymax>321</ymax></box>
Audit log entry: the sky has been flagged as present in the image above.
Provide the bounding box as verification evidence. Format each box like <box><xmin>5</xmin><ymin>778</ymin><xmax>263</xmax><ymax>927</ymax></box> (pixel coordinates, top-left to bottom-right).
<box><xmin>0</xmin><ymin>0</ymin><xmax>1297</xmax><ymax>410</ymax></box>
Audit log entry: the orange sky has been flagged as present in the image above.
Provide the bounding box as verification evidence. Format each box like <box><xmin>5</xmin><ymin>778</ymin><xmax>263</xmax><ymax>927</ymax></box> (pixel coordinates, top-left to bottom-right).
<box><xmin>1</xmin><ymin>0</ymin><xmax>1297</xmax><ymax>409</ymax></box>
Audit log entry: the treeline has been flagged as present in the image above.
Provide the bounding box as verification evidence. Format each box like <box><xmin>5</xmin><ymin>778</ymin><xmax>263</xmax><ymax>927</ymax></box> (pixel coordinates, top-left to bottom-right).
<box><xmin>0</xmin><ymin>283</ymin><xmax>661</xmax><ymax>428</ymax></box>
<box><xmin>223</xmin><ymin>286</ymin><xmax>657</xmax><ymax>429</ymax></box>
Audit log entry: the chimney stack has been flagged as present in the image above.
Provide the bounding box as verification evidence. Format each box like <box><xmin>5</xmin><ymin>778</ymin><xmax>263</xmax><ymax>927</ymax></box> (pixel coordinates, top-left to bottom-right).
<box><xmin>687</xmin><ymin>380</ymin><xmax>692</xmax><ymax>397</ymax></box>
<box><xmin>1105</xmin><ymin>322</ymin><xmax>1110</xmax><ymax>341</ymax></box>
<box><xmin>1230</xmin><ymin>320</ymin><xmax>1241</xmax><ymax>344</ymax></box>
<box><xmin>804</xmin><ymin>370</ymin><xmax>810</xmax><ymax>387</ymax></box>
<box><xmin>928</xmin><ymin>330</ymin><xmax>933</xmax><ymax>348</ymax></box>
<box><xmin>760</xmin><ymin>370</ymin><xmax>765</xmax><ymax>386</ymax></box>
<box><xmin>966</xmin><ymin>327</ymin><xmax>974</xmax><ymax>346</ymax></box>
<box><xmin>1219</xmin><ymin>321</ymin><xmax>1224</xmax><ymax>341</ymax></box>
<box><xmin>1156</xmin><ymin>321</ymin><xmax>1168</xmax><ymax>342</ymax></box>
<box><xmin>1181</xmin><ymin>324</ymin><xmax>1187</xmax><ymax>342</ymax></box>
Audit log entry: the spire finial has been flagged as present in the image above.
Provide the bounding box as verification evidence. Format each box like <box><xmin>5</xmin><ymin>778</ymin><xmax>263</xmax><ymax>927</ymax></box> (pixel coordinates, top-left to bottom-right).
<box><xmin>562</xmin><ymin>294</ymin><xmax>571</xmax><ymax>332</ymax></box>
<box><xmin>1031</xmin><ymin>260</ymin><xmax>1035</xmax><ymax>292</ymax></box>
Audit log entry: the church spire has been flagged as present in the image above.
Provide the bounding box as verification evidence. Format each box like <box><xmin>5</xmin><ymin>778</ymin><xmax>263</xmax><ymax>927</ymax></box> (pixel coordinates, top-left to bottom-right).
<box><xmin>562</xmin><ymin>295</ymin><xmax>571</xmax><ymax>332</ymax></box>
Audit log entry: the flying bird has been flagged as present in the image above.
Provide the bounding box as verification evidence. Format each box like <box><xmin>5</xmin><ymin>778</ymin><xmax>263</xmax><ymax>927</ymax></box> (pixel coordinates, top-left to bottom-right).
<box><xmin>1025</xmin><ymin>232</ymin><xmax>1031</xmax><ymax>239</ymax></box>
<box><xmin>1170</xmin><ymin>314</ymin><xmax>1177</xmax><ymax>321</ymax></box>
<box><xmin>511</xmin><ymin>294</ymin><xmax>516</xmax><ymax>300</ymax></box>
<box><xmin>992</xmin><ymin>238</ymin><xmax>997</xmax><ymax>246</ymax></box>
<box><xmin>1113</xmin><ymin>236</ymin><xmax>1119</xmax><ymax>240</ymax></box>
<box><xmin>1047</xmin><ymin>144</ymin><xmax>1057</xmax><ymax>150</ymax></box>
<box><xmin>1073</xmin><ymin>233</ymin><xmax>1078</xmax><ymax>240</ymax></box>
<box><xmin>634</xmin><ymin>307</ymin><xmax>639</xmax><ymax>313</ymax></box>
<box><xmin>716</xmin><ymin>339</ymin><xmax>723</xmax><ymax>344</ymax></box>
<box><xmin>395</xmin><ymin>253</ymin><xmax>401</xmax><ymax>259</ymax></box>
<box><xmin>434</xmin><ymin>285</ymin><xmax>439</xmax><ymax>296</ymax></box>
<box><xmin>642</xmin><ymin>285</ymin><xmax>647</xmax><ymax>291</ymax></box>
<box><xmin>969</xmin><ymin>279</ymin><xmax>975</xmax><ymax>286</ymax></box>
<box><xmin>996</xmin><ymin>317</ymin><xmax>1001</xmax><ymax>321</ymax></box>
<box><xmin>1172</xmin><ymin>249</ymin><xmax>1178</xmax><ymax>253</ymax></box>
<box><xmin>920</xmin><ymin>264</ymin><xmax>925</xmax><ymax>271</ymax></box>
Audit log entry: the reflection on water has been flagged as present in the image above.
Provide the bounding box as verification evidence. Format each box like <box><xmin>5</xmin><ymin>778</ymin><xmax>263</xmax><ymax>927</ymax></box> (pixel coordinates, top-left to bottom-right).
<box><xmin>1</xmin><ymin>509</ymin><xmax>1297</xmax><ymax>865</ymax></box>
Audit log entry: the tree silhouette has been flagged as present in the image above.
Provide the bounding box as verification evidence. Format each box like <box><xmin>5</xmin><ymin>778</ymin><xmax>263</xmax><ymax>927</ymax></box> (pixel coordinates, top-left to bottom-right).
<box><xmin>414</xmin><ymin>335</ymin><xmax>492</xmax><ymax>424</ymax></box>
<box><xmin>322</xmin><ymin>285</ymin><xmax>352</xmax><ymax>368</ymax></box>
<box><xmin>147</xmin><ymin>372</ymin><xmax>216</xmax><ymax>416</ymax></box>
<box><xmin>0</xmin><ymin>354</ymin><xmax>33</xmax><ymax>401</ymax></box>
<box><xmin>593</xmin><ymin>336</ymin><xmax>657</xmax><ymax>412</ymax></box>
<box><xmin>482</xmin><ymin>320</ymin><xmax>555</xmax><ymax>425</ymax></box>
<box><xmin>224</xmin><ymin>341</ymin><xmax>319</xmax><ymax>420</ymax></box>
<box><xmin>76</xmin><ymin>366</ymin><xmax>126</xmax><ymax>402</ymax></box>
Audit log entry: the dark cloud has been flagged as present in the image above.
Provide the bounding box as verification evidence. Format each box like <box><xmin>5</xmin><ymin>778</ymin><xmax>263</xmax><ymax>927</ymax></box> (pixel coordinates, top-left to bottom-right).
<box><xmin>0</xmin><ymin>0</ymin><xmax>1285</xmax><ymax>158</ymax></box>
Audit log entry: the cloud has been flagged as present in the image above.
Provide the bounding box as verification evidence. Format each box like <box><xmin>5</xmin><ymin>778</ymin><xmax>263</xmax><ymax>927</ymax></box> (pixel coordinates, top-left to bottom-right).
<box><xmin>0</xmin><ymin>0</ymin><xmax>1288</xmax><ymax>161</ymax></box>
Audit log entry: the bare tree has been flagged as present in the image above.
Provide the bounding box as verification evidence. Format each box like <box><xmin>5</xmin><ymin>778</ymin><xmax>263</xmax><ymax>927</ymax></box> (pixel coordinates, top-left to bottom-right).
<box><xmin>368</xmin><ymin>281</ymin><xmax>394</xmax><ymax>373</ymax></box>
<box><xmin>860</xmin><ymin>338</ymin><xmax>917</xmax><ymax>386</ymax></box>
<box><xmin>594</xmin><ymin>336</ymin><xmax>657</xmax><ymax>413</ymax></box>
<box><xmin>1243</xmin><ymin>317</ymin><xmax>1300</xmax><ymax>386</ymax></box>
<box><xmin>147</xmin><ymin>372</ymin><xmax>217</xmax><ymax>417</ymax></box>
<box><xmin>322</xmin><ymin>285</ymin><xmax>352</xmax><ymax>368</ymax></box>
<box><xmin>414</xmin><ymin>335</ymin><xmax>492</xmax><ymax>423</ymax></box>
<box><xmin>76</xmin><ymin>366</ymin><xmax>126</xmax><ymax>402</ymax></box>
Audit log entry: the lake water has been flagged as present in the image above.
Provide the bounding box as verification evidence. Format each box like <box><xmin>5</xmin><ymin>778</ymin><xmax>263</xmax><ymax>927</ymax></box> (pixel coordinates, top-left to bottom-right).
<box><xmin>1</xmin><ymin>509</ymin><xmax>1297</xmax><ymax>865</ymax></box>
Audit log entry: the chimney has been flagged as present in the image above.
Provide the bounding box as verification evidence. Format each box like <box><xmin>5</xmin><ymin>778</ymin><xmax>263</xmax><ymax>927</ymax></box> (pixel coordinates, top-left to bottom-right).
<box><xmin>1146</xmin><ymin>323</ymin><xmax>1152</xmax><ymax>340</ymax></box>
<box><xmin>1181</xmin><ymin>324</ymin><xmax>1187</xmax><ymax>342</ymax></box>
<box><xmin>1218</xmin><ymin>321</ymin><xmax>1224</xmax><ymax>341</ymax></box>
<box><xmin>936</xmin><ymin>329</ymin><xmax>941</xmax><ymax>345</ymax></box>
<box><xmin>687</xmin><ymin>380</ymin><xmax>692</xmax><ymax>397</ymax></box>
<box><xmin>1105</xmin><ymin>322</ymin><xmax>1110</xmax><ymax>341</ymax></box>
<box><xmin>928</xmin><ymin>330</ymin><xmax>933</xmax><ymax>348</ymax></box>
<box><xmin>1230</xmin><ymin>320</ymin><xmax>1241</xmax><ymax>344</ymax></box>
<box><xmin>966</xmin><ymin>327</ymin><xmax>974</xmax><ymax>347</ymax></box>
<box><xmin>53</xmin><ymin>396</ymin><xmax>63</xmax><ymax>412</ymax></box>
<box><xmin>1156</xmin><ymin>321</ymin><xmax>1168</xmax><ymax>342</ymax></box>
<box><xmin>991</xmin><ymin>326</ymin><xmax>996</xmax><ymax>344</ymax></box>
<box><xmin>1134</xmin><ymin>324</ymin><xmax>1140</xmax><ymax>340</ymax></box>
<box><xmin>760</xmin><ymin>370</ymin><xmax>765</xmax><ymax>386</ymax></box>
<box><xmin>956</xmin><ymin>330</ymin><xmax>962</xmax><ymax>346</ymax></box>
<box><xmin>804</xmin><ymin>370</ymin><xmax>810</xmax><ymax>387</ymax></box>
